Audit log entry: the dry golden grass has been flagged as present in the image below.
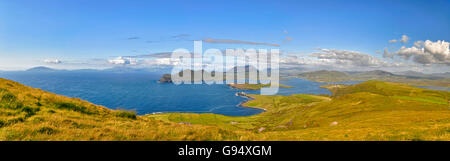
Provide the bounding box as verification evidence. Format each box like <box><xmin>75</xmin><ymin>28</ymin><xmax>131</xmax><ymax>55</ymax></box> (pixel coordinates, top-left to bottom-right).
<box><xmin>0</xmin><ymin>78</ymin><xmax>253</xmax><ymax>141</ymax></box>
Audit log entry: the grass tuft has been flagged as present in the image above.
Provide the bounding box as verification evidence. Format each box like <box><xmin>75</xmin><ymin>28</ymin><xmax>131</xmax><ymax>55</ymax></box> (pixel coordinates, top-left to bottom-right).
<box><xmin>35</xmin><ymin>127</ymin><xmax>57</xmax><ymax>135</ymax></box>
<box><xmin>54</xmin><ymin>102</ymin><xmax>95</xmax><ymax>115</ymax></box>
<box><xmin>113</xmin><ymin>110</ymin><xmax>137</xmax><ymax>119</ymax></box>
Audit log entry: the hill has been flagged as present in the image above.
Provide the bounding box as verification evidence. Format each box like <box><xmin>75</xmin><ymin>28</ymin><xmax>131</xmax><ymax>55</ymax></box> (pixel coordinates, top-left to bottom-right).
<box><xmin>297</xmin><ymin>70</ymin><xmax>349</xmax><ymax>82</ymax></box>
<box><xmin>295</xmin><ymin>70</ymin><xmax>450</xmax><ymax>87</ymax></box>
<box><xmin>0</xmin><ymin>78</ymin><xmax>250</xmax><ymax>141</ymax></box>
<box><xmin>26</xmin><ymin>66</ymin><xmax>61</xmax><ymax>72</ymax></box>
<box><xmin>354</xmin><ymin>70</ymin><xmax>394</xmax><ymax>77</ymax></box>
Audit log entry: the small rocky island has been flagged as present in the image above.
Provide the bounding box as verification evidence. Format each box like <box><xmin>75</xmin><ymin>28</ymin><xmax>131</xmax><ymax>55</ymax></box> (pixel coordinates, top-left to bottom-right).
<box><xmin>159</xmin><ymin>74</ymin><xmax>172</xmax><ymax>83</ymax></box>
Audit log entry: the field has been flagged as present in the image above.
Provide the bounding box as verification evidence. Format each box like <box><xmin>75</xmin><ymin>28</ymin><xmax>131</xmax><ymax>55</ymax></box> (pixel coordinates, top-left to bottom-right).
<box><xmin>0</xmin><ymin>78</ymin><xmax>449</xmax><ymax>141</ymax></box>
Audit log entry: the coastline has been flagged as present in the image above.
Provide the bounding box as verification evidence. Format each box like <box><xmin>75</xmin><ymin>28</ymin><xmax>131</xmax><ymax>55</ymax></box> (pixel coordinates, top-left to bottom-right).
<box><xmin>146</xmin><ymin>93</ymin><xmax>267</xmax><ymax>116</ymax></box>
<box><xmin>236</xmin><ymin>94</ymin><xmax>267</xmax><ymax>112</ymax></box>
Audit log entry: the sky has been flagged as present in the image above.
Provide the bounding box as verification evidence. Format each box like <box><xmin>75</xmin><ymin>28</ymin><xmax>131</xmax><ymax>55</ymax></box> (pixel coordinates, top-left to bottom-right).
<box><xmin>0</xmin><ymin>0</ymin><xmax>449</xmax><ymax>72</ymax></box>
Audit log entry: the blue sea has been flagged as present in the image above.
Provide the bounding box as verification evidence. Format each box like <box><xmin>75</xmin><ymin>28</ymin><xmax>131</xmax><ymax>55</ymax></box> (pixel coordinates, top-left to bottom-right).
<box><xmin>0</xmin><ymin>71</ymin><xmax>351</xmax><ymax>116</ymax></box>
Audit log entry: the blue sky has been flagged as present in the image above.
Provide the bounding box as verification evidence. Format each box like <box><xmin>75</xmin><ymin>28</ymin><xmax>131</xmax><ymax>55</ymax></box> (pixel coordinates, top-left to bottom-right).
<box><xmin>0</xmin><ymin>0</ymin><xmax>449</xmax><ymax>71</ymax></box>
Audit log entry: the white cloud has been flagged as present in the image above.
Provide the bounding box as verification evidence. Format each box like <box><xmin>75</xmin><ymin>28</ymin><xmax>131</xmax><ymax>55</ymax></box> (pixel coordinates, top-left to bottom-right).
<box><xmin>388</xmin><ymin>35</ymin><xmax>409</xmax><ymax>43</ymax></box>
<box><xmin>413</xmin><ymin>40</ymin><xmax>423</xmax><ymax>48</ymax></box>
<box><xmin>44</xmin><ymin>59</ymin><xmax>61</xmax><ymax>64</ymax></box>
<box><xmin>386</xmin><ymin>40</ymin><xmax>449</xmax><ymax>65</ymax></box>
<box><xmin>108</xmin><ymin>56</ymin><xmax>137</xmax><ymax>65</ymax></box>
<box><xmin>400</xmin><ymin>35</ymin><xmax>410</xmax><ymax>43</ymax></box>
<box><xmin>309</xmin><ymin>48</ymin><xmax>388</xmax><ymax>67</ymax></box>
<box><xmin>383</xmin><ymin>48</ymin><xmax>393</xmax><ymax>58</ymax></box>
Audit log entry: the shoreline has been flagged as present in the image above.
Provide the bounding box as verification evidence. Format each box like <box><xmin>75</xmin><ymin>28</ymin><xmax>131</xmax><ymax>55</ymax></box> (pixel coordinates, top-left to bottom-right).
<box><xmin>146</xmin><ymin>94</ymin><xmax>267</xmax><ymax>116</ymax></box>
<box><xmin>236</xmin><ymin>94</ymin><xmax>267</xmax><ymax>112</ymax></box>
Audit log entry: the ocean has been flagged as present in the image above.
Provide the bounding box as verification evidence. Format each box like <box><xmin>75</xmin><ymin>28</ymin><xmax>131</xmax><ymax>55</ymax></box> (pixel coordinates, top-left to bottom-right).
<box><xmin>0</xmin><ymin>71</ymin><xmax>349</xmax><ymax>116</ymax></box>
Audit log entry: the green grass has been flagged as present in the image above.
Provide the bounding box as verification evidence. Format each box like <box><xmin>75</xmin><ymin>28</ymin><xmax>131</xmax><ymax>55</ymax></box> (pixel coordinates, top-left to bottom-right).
<box><xmin>113</xmin><ymin>110</ymin><xmax>137</xmax><ymax>119</ymax></box>
<box><xmin>394</xmin><ymin>96</ymin><xmax>448</xmax><ymax>105</ymax></box>
<box><xmin>0</xmin><ymin>78</ymin><xmax>252</xmax><ymax>141</ymax></box>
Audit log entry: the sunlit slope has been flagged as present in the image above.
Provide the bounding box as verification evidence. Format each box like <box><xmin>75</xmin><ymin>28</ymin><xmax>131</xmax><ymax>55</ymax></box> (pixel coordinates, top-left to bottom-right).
<box><xmin>0</xmin><ymin>78</ymin><xmax>251</xmax><ymax>141</ymax></box>
<box><xmin>151</xmin><ymin>94</ymin><xmax>330</xmax><ymax>131</ymax></box>
<box><xmin>267</xmin><ymin>81</ymin><xmax>450</xmax><ymax>140</ymax></box>
<box><xmin>154</xmin><ymin>81</ymin><xmax>450</xmax><ymax>141</ymax></box>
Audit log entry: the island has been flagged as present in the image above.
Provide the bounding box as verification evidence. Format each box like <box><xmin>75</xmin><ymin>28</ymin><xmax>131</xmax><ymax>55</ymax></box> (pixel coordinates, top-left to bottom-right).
<box><xmin>158</xmin><ymin>67</ymin><xmax>293</xmax><ymax>90</ymax></box>
<box><xmin>159</xmin><ymin>74</ymin><xmax>172</xmax><ymax>83</ymax></box>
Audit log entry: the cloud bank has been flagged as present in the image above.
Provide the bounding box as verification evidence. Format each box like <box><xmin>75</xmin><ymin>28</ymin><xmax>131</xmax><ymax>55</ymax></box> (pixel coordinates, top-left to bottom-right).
<box><xmin>385</xmin><ymin>40</ymin><xmax>449</xmax><ymax>66</ymax></box>
<box><xmin>108</xmin><ymin>57</ymin><xmax>137</xmax><ymax>65</ymax></box>
<box><xmin>309</xmin><ymin>48</ymin><xmax>389</xmax><ymax>67</ymax></box>
<box><xmin>44</xmin><ymin>59</ymin><xmax>62</xmax><ymax>64</ymax></box>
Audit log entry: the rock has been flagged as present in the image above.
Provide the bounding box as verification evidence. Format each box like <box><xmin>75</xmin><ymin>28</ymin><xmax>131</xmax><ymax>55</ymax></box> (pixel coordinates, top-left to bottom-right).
<box><xmin>258</xmin><ymin>127</ymin><xmax>265</xmax><ymax>132</ymax></box>
<box><xmin>178</xmin><ymin>122</ymin><xmax>192</xmax><ymax>126</ymax></box>
<box><xmin>230</xmin><ymin>121</ymin><xmax>238</xmax><ymax>124</ymax></box>
<box><xmin>159</xmin><ymin>74</ymin><xmax>172</xmax><ymax>83</ymax></box>
<box><xmin>330</xmin><ymin>121</ymin><xmax>338</xmax><ymax>126</ymax></box>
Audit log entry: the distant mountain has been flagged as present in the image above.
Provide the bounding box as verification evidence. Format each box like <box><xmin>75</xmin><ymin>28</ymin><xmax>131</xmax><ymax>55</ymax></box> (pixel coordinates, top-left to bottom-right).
<box><xmin>394</xmin><ymin>70</ymin><xmax>449</xmax><ymax>79</ymax></box>
<box><xmin>280</xmin><ymin>68</ymin><xmax>305</xmax><ymax>76</ymax></box>
<box><xmin>23</xmin><ymin>66</ymin><xmax>164</xmax><ymax>73</ymax></box>
<box><xmin>102</xmin><ymin>66</ymin><xmax>167</xmax><ymax>73</ymax></box>
<box><xmin>354</xmin><ymin>70</ymin><xmax>395</xmax><ymax>77</ymax></box>
<box><xmin>102</xmin><ymin>67</ymin><xmax>146</xmax><ymax>73</ymax></box>
<box><xmin>430</xmin><ymin>72</ymin><xmax>450</xmax><ymax>79</ymax></box>
<box><xmin>26</xmin><ymin>66</ymin><xmax>62</xmax><ymax>72</ymax></box>
<box><xmin>294</xmin><ymin>69</ymin><xmax>449</xmax><ymax>87</ymax></box>
<box><xmin>394</xmin><ymin>70</ymin><xmax>425</xmax><ymax>77</ymax></box>
<box><xmin>297</xmin><ymin>70</ymin><xmax>349</xmax><ymax>82</ymax></box>
<box><xmin>71</xmin><ymin>69</ymin><xmax>102</xmax><ymax>72</ymax></box>
<box><xmin>301</xmin><ymin>70</ymin><xmax>348</xmax><ymax>76</ymax></box>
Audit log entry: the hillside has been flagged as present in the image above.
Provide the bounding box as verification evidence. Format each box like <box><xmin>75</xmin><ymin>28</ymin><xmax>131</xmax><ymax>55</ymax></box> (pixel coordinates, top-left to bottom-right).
<box><xmin>295</xmin><ymin>70</ymin><xmax>450</xmax><ymax>87</ymax></box>
<box><xmin>152</xmin><ymin>81</ymin><xmax>450</xmax><ymax>141</ymax></box>
<box><xmin>1</xmin><ymin>78</ymin><xmax>449</xmax><ymax>141</ymax></box>
<box><xmin>0</xmin><ymin>78</ymin><xmax>251</xmax><ymax>141</ymax></box>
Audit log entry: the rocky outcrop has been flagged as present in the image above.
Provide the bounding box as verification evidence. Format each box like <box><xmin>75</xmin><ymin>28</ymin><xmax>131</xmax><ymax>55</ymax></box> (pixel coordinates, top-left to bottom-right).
<box><xmin>159</xmin><ymin>74</ymin><xmax>172</xmax><ymax>83</ymax></box>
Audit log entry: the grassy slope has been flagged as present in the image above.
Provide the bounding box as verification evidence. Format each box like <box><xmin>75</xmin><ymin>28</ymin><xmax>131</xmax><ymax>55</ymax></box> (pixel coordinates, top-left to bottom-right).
<box><xmin>1</xmin><ymin>78</ymin><xmax>449</xmax><ymax>141</ymax></box>
<box><xmin>0</xmin><ymin>78</ymin><xmax>253</xmax><ymax>141</ymax></box>
<box><xmin>152</xmin><ymin>81</ymin><xmax>450</xmax><ymax>141</ymax></box>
